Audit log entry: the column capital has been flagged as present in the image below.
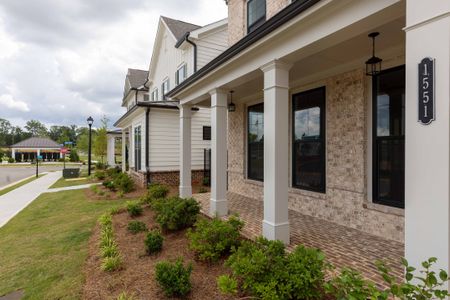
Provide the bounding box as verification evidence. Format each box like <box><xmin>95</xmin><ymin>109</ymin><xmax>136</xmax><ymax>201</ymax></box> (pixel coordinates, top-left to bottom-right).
<box><xmin>260</xmin><ymin>59</ymin><xmax>293</xmax><ymax>73</ymax></box>
<box><xmin>209</xmin><ymin>88</ymin><xmax>228</xmax><ymax>97</ymax></box>
<box><xmin>178</xmin><ymin>104</ymin><xmax>192</xmax><ymax>118</ymax></box>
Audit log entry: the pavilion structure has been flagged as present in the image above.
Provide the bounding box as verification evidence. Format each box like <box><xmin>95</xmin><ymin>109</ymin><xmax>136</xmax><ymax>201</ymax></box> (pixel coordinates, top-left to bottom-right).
<box><xmin>10</xmin><ymin>137</ymin><xmax>62</xmax><ymax>162</ymax></box>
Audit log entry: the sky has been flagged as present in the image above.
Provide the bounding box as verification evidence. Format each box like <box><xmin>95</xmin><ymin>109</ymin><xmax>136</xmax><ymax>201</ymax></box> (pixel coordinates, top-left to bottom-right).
<box><xmin>0</xmin><ymin>0</ymin><xmax>227</xmax><ymax>129</ymax></box>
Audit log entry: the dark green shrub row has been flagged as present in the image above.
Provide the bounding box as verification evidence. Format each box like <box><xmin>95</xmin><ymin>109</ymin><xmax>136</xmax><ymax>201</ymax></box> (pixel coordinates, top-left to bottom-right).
<box><xmin>145</xmin><ymin>229</ymin><xmax>164</xmax><ymax>255</ymax></box>
<box><xmin>126</xmin><ymin>201</ymin><xmax>143</xmax><ymax>217</ymax></box>
<box><xmin>152</xmin><ymin>197</ymin><xmax>200</xmax><ymax>231</ymax></box>
<box><xmin>100</xmin><ymin>168</ymin><xmax>134</xmax><ymax>194</ymax></box>
<box><xmin>98</xmin><ymin>213</ymin><xmax>122</xmax><ymax>272</ymax></box>
<box><xmin>155</xmin><ymin>258</ymin><xmax>192</xmax><ymax>297</ymax></box>
<box><xmin>127</xmin><ymin>220</ymin><xmax>147</xmax><ymax>234</ymax></box>
<box><xmin>218</xmin><ymin>237</ymin><xmax>326</xmax><ymax>300</ymax></box>
<box><xmin>187</xmin><ymin>216</ymin><xmax>243</xmax><ymax>262</ymax></box>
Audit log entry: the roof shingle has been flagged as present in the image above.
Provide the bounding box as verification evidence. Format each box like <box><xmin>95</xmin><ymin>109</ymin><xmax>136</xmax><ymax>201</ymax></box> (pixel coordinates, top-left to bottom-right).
<box><xmin>161</xmin><ymin>16</ymin><xmax>201</xmax><ymax>41</ymax></box>
<box><xmin>127</xmin><ymin>69</ymin><xmax>149</xmax><ymax>89</ymax></box>
<box><xmin>11</xmin><ymin>137</ymin><xmax>61</xmax><ymax>149</ymax></box>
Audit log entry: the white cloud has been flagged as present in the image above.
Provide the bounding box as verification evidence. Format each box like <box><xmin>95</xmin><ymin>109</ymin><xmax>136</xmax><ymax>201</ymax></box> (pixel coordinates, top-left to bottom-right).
<box><xmin>0</xmin><ymin>94</ymin><xmax>30</xmax><ymax>112</ymax></box>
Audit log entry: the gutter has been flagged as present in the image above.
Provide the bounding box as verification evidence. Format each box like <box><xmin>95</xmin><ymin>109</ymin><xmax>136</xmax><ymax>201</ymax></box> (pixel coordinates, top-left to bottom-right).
<box><xmin>175</xmin><ymin>32</ymin><xmax>198</xmax><ymax>73</ymax></box>
<box><xmin>167</xmin><ymin>0</ymin><xmax>320</xmax><ymax>98</ymax></box>
<box><xmin>145</xmin><ymin>107</ymin><xmax>150</xmax><ymax>186</ymax></box>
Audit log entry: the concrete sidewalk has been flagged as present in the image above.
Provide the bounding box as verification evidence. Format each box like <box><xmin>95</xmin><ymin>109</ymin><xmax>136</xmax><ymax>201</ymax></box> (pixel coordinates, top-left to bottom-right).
<box><xmin>0</xmin><ymin>171</ymin><xmax>62</xmax><ymax>228</ymax></box>
<box><xmin>45</xmin><ymin>183</ymin><xmax>101</xmax><ymax>193</ymax></box>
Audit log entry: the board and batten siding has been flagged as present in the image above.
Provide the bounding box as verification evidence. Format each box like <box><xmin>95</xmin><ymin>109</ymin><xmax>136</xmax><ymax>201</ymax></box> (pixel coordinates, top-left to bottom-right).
<box><xmin>196</xmin><ymin>28</ymin><xmax>229</xmax><ymax>69</ymax></box>
<box><xmin>148</xmin><ymin>108</ymin><xmax>210</xmax><ymax>172</ymax></box>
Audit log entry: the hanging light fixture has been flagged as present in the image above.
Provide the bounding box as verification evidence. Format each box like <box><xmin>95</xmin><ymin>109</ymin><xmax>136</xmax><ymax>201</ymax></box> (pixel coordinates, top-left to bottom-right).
<box><xmin>228</xmin><ymin>90</ymin><xmax>236</xmax><ymax>112</ymax></box>
<box><xmin>365</xmin><ymin>32</ymin><xmax>382</xmax><ymax>76</ymax></box>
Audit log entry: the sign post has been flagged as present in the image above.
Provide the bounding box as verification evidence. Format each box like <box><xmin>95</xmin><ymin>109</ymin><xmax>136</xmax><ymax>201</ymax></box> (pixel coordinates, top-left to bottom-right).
<box><xmin>36</xmin><ymin>155</ymin><xmax>42</xmax><ymax>178</ymax></box>
<box><xmin>418</xmin><ymin>57</ymin><xmax>435</xmax><ymax>125</ymax></box>
<box><xmin>61</xmin><ymin>148</ymin><xmax>69</xmax><ymax>170</ymax></box>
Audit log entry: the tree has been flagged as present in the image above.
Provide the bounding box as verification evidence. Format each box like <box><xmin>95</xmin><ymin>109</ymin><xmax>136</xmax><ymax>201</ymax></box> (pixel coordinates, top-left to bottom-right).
<box><xmin>25</xmin><ymin>120</ymin><xmax>48</xmax><ymax>137</ymax></box>
<box><xmin>0</xmin><ymin>118</ymin><xmax>12</xmax><ymax>146</ymax></box>
<box><xmin>94</xmin><ymin>116</ymin><xmax>109</xmax><ymax>163</ymax></box>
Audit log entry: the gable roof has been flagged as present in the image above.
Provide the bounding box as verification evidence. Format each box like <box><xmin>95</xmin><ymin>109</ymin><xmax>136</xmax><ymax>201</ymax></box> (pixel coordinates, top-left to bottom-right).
<box><xmin>161</xmin><ymin>16</ymin><xmax>201</xmax><ymax>41</ymax></box>
<box><xmin>11</xmin><ymin>137</ymin><xmax>61</xmax><ymax>149</ymax></box>
<box><xmin>127</xmin><ymin>68</ymin><xmax>149</xmax><ymax>89</ymax></box>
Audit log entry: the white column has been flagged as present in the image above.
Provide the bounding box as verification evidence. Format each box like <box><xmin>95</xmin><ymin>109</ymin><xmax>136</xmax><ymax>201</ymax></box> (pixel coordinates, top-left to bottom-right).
<box><xmin>36</xmin><ymin>149</ymin><xmax>40</xmax><ymax>157</ymax></box>
<box><xmin>11</xmin><ymin>149</ymin><xmax>15</xmax><ymax>160</ymax></box>
<box><xmin>260</xmin><ymin>60</ymin><xmax>291</xmax><ymax>244</ymax></box>
<box><xmin>107</xmin><ymin>135</ymin><xmax>116</xmax><ymax>167</ymax></box>
<box><xmin>179</xmin><ymin>105</ymin><xmax>192</xmax><ymax>198</ymax></box>
<box><xmin>209</xmin><ymin>89</ymin><xmax>228</xmax><ymax>217</ymax></box>
<box><xmin>121</xmin><ymin>130</ymin><xmax>126</xmax><ymax>172</ymax></box>
<box><xmin>405</xmin><ymin>1</ymin><xmax>450</xmax><ymax>276</ymax></box>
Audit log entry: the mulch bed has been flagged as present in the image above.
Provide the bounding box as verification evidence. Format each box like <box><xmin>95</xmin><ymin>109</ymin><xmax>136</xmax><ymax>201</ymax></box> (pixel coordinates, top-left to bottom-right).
<box><xmin>84</xmin><ymin>186</ymin><xmax>146</xmax><ymax>201</ymax></box>
<box><xmin>82</xmin><ymin>206</ymin><xmax>236</xmax><ymax>300</ymax></box>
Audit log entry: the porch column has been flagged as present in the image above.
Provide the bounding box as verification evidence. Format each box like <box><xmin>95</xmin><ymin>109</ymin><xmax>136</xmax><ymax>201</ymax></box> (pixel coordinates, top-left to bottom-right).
<box><xmin>121</xmin><ymin>130</ymin><xmax>126</xmax><ymax>172</ymax></box>
<box><xmin>107</xmin><ymin>135</ymin><xmax>115</xmax><ymax>167</ymax></box>
<box><xmin>261</xmin><ymin>60</ymin><xmax>291</xmax><ymax>244</ymax></box>
<box><xmin>11</xmin><ymin>149</ymin><xmax>15</xmax><ymax>160</ymax></box>
<box><xmin>405</xmin><ymin>1</ymin><xmax>450</xmax><ymax>275</ymax></box>
<box><xmin>179</xmin><ymin>104</ymin><xmax>192</xmax><ymax>198</ymax></box>
<box><xmin>209</xmin><ymin>89</ymin><xmax>228</xmax><ymax>217</ymax></box>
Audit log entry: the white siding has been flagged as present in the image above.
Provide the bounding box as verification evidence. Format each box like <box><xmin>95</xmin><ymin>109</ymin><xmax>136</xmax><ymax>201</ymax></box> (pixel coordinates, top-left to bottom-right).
<box><xmin>196</xmin><ymin>28</ymin><xmax>229</xmax><ymax>69</ymax></box>
<box><xmin>148</xmin><ymin>107</ymin><xmax>211</xmax><ymax>172</ymax></box>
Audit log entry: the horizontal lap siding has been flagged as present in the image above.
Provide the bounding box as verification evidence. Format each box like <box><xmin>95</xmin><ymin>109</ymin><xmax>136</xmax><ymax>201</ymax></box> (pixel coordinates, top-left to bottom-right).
<box><xmin>197</xmin><ymin>29</ymin><xmax>229</xmax><ymax>69</ymax></box>
<box><xmin>148</xmin><ymin>108</ymin><xmax>211</xmax><ymax>172</ymax></box>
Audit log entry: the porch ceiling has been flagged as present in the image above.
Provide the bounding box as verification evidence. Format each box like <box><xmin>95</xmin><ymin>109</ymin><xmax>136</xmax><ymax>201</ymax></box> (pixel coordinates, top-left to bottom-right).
<box><xmin>220</xmin><ymin>16</ymin><xmax>405</xmax><ymax>104</ymax></box>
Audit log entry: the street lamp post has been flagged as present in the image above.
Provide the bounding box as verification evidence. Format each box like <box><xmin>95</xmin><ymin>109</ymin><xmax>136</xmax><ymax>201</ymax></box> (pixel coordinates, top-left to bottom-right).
<box><xmin>87</xmin><ymin>116</ymin><xmax>94</xmax><ymax>176</ymax></box>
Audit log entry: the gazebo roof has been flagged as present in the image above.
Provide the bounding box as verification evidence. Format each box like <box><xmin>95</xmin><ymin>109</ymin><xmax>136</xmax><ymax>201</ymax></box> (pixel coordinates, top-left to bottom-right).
<box><xmin>11</xmin><ymin>137</ymin><xmax>61</xmax><ymax>149</ymax></box>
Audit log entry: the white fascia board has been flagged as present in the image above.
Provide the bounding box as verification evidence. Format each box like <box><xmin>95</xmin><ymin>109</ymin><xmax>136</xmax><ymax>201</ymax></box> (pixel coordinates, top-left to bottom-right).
<box><xmin>189</xmin><ymin>18</ymin><xmax>228</xmax><ymax>39</ymax></box>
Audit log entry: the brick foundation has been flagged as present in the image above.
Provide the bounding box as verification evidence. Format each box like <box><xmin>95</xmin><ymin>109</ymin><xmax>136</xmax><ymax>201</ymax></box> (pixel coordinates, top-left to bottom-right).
<box><xmin>129</xmin><ymin>169</ymin><xmax>206</xmax><ymax>188</ymax></box>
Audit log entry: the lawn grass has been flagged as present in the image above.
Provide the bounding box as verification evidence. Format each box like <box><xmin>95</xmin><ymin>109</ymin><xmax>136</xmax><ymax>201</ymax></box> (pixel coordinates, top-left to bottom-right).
<box><xmin>49</xmin><ymin>177</ymin><xmax>92</xmax><ymax>189</ymax></box>
<box><xmin>0</xmin><ymin>189</ymin><xmax>129</xmax><ymax>299</ymax></box>
<box><xmin>0</xmin><ymin>174</ymin><xmax>45</xmax><ymax>197</ymax></box>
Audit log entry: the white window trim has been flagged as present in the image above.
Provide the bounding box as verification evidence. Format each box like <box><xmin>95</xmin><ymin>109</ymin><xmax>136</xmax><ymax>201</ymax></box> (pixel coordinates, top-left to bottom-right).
<box><xmin>176</xmin><ymin>63</ymin><xmax>187</xmax><ymax>85</ymax></box>
<box><xmin>151</xmin><ymin>88</ymin><xmax>158</xmax><ymax>102</ymax></box>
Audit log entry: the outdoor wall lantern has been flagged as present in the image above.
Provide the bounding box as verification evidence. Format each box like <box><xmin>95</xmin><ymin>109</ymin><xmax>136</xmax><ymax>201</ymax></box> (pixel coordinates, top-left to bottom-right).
<box><xmin>228</xmin><ymin>90</ymin><xmax>236</xmax><ymax>112</ymax></box>
<box><xmin>365</xmin><ymin>32</ymin><xmax>383</xmax><ymax>76</ymax></box>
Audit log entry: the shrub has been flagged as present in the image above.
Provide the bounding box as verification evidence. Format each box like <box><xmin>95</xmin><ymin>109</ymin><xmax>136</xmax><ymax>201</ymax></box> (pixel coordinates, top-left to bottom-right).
<box><xmin>117</xmin><ymin>191</ymin><xmax>124</xmax><ymax>198</ymax></box>
<box><xmin>95</xmin><ymin>170</ymin><xmax>106</xmax><ymax>180</ymax></box>
<box><xmin>115</xmin><ymin>173</ymin><xmax>134</xmax><ymax>193</ymax></box>
<box><xmin>101</xmin><ymin>255</ymin><xmax>122</xmax><ymax>272</ymax></box>
<box><xmin>8</xmin><ymin>157</ymin><xmax>14</xmax><ymax>163</ymax></box>
<box><xmin>223</xmin><ymin>237</ymin><xmax>326</xmax><ymax>300</ymax></box>
<box><xmin>98</xmin><ymin>213</ymin><xmax>112</xmax><ymax>227</ymax></box>
<box><xmin>148</xmin><ymin>183</ymin><xmax>169</xmax><ymax>199</ymax></box>
<box><xmin>202</xmin><ymin>177</ymin><xmax>210</xmax><ymax>186</ymax></box>
<box><xmin>69</xmin><ymin>149</ymin><xmax>80</xmax><ymax>162</ymax></box>
<box><xmin>144</xmin><ymin>229</ymin><xmax>164</xmax><ymax>254</ymax></box>
<box><xmin>116</xmin><ymin>292</ymin><xmax>136</xmax><ymax>300</ymax></box>
<box><xmin>153</xmin><ymin>197</ymin><xmax>200</xmax><ymax>231</ymax></box>
<box><xmin>90</xmin><ymin>185</ymin><xmax>99</xmax><ymax>194</ymax></box>
<box><xmin>106</xmin><ymin>167</ymin><xmax>121</xmax><ymax>178</ymax></box>
<box><xmin>96</xmin><ymin>161</ymin><xmax>107</xmax><ymax>170</ymax></box>
<box><xmin>126</xmin><ymin>201</ymin><xmax>143</xmax><ymax>217</ymax></box>
<box><xmin>324</xmin><ymin>268</ymin><xmax>383</xmax><ymax>300</ymax></box>
<box><xmin>217</xmin><ymin>275</ymin><xmax>238</xmax><ymax>295</ymax></box>
<box><xmin>101</xmin><ymin>242</ymin><xmax>119</xmax><ymax>258</ymax></box>
<box><xmin>155</xmin><ymin>258</ymin><xmax>193</xmax><ymax>297</ymax></box>
<box><xmin>187</xmin><ymin>216</ymin><xmax>244</xmax><ymax>262</ymax></box>
<box><xmin>109</xmin><ymin>207</ymin><xmax>122</xmax><ymax>215</ymax></box>
<box><xmin>127</xmin><ymin>220</ymin><xmax>147</xmax><ymax>234</ymax></box>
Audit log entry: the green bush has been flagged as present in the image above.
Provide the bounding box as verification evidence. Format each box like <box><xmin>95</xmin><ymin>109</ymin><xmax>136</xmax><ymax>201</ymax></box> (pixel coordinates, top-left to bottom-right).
<box><xmin>217</xmin><ymin>275</ymin><xmax>238</xmax><ymax>295</ymax></box>
<box><xmin>69</xmin><ymin>149</ymin><xmax>80</xmax><ymax>162</ymax></box>
<box><xmin>153</xmin><ymin>197</ymin><xmax>200</xmax><ymax>231</ymax></box>
<box><xmin>95</xmin><ymin>170</ymin><xmax>106</xmax><ymax>180</ymax></box>
<box><xmin>202</xmin><ymin>177</ymin><xmax>210</xmax><ymax>186</ymax></box>
<box><xmin>144</xmin><ymin>229</ymin><xmax>164</xmax><ymax>254</ymax></box>
<box><xmin>127</xmin><ymin>220</ymin><xmax>147</xmax><ymax>234</ymax></box>
<box><xmin>115</xmin><ymin>173</ymin><xmax>134</xmax><ymax>193</ymax></box>
<box><xmin>98</xmin><ymin>213</ymin><xmax>112</xmax><ymax>227</ymax></box>
<box><xmin>116</xmin><ymin>292</ymin><xmax>136</xmax><ymax>300</ymax></box>
<box><xmin>155</xmin><ymin>258</ymin><xmax>192</xmax><ymax>297</ymax></box>
<box><xmin>148</xmin><ymin>183</ymin><xmax>169</xmax><ymax>199</ymax></box>
<box><xmin>8</xmin><ymin>157</ymin><xmax>14</xmax><ymax>163</ymax></box>
<box><xmin>101</xmin><ymin>255</ymin><xmax>122</xmax><ymax>272</ymax></box>
<box><xmin>187</xmin><ymin>216</ymin><xmax>243</xmax><ymax>262</ymax></box>
<box><xmin>101</xmin><ymin>242</ymin><xmax>119</xmax><ymax>258</ymax></box>
<box><xmin>222</xmin><ymin>237</ymin><xmax>326</xmax><ymax>300</ymax></box>
<box><xmin>106</xmin><ymin>167</ymin><xmax>121</xmax><ymax>178</ymax></box>
<box><xmin>90</xmin><ymin>185</ymin><xmax>99</xmax><ymax>194</ymax></box>
<box><xmin>96</xmin><ymin>162</ymin><xmax>107</xmax><ymax>170</ymax></box>
<box><xmin>126</xmin><ymin>201</ymin><xmax>143</xmax><ymax>217</ymax></box>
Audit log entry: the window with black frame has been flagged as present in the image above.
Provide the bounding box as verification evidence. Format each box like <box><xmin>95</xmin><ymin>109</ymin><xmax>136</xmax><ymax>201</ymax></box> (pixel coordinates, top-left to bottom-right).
<box><xmin>372</xmin><ymin>66</ymin><xmax>405</xmax><ymax>208</ymax></box>
<box><xmin>134</xmin><ymin>126</ymin><xmax>142</xmax><ymax>171</ymax></box>
<box><xmin>247</xmin><ymin>0</ymin><xmax>266</xmax><ymax>33</ymax></box>
<box><xmin>292</xmin><ymin>87</ymin><xmax>326</xmax><ymax>193</ymax></box>
<box><xmin>248</xmin><ymin>103</ymin><xmax>264</xmax><ymax>181</ymax></box>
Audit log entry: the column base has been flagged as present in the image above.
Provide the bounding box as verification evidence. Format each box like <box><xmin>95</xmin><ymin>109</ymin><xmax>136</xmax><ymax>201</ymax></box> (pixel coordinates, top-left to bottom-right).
<box><xmin>262</xmin><ymin>220</ymin><xmax>290</xmax><ymax>244</ymax></box>
<box><xmin>210</xmin><ymin>198</ymin><xmax>228</xmax><ymax>217</ymax></box>
<box><xmin>179</xmin><ymin>186</ymin><xmax>192</xmax><ymax>198</ymax></box>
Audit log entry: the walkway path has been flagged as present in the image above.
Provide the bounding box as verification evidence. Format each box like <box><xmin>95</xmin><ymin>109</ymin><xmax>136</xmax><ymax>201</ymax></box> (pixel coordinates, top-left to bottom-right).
<box><xmin>45</xmin><ymin>183</ymin><xmax>101</xmax><ymax>193</ymax></box>
<box><xmin>0</xmin><ymin>171</ymin><xmax>62</xmax><ymax>228</ymax></box>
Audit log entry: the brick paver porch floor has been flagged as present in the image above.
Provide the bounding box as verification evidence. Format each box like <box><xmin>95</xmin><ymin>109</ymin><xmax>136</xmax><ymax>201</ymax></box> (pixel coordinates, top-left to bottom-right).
<box><xmin>194</xmin><ymin>192</ymin><xmax>404</xmax><ymax>287</ymax></box>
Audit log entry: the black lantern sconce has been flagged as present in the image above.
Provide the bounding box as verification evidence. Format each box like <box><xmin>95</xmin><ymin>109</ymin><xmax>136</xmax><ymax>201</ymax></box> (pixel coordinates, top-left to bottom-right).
<box><xmin>228</xmin><ymin>90</ymin><xmax>236</xmax><ymax>112</ymax></box>
<box><xmin>365</xmin><ymin>32</ymin><xmax>382</xmax><ymax>76</ymax></box>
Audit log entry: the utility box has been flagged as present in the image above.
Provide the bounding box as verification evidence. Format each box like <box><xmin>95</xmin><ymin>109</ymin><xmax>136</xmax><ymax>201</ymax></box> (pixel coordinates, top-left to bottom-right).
<box><xmin>63</xmin><ymin>168</ymin><xmax>80</xmax><ymax>179</ymax></box>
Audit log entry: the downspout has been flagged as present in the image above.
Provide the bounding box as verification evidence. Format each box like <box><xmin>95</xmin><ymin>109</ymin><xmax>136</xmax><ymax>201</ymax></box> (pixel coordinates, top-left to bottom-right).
<box><xmin>185</xmin><ymin>33</ymin><xmax>197</xmax><ymax>73</ymax></box>
<box><xmin>145</xmin><ymin>107</ymin><xmax>150</xmax><ymax>186</ymax></box>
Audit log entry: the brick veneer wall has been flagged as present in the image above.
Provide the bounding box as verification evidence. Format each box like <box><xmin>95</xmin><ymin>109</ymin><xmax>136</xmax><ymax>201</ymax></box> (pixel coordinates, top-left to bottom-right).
<box><xmin>129</xmin><ymin>169</ymin><xmax>206</xmax><ymax>188</ymax></box>
<box><xmin>227</xmin><ymin>69</ymin><xmax>405</xmax><ymax>242</ymax></box>
<box><xmin>227</xmin><ymin>0</ymin><xmax>291</xmax><ymax>46</ymax></box>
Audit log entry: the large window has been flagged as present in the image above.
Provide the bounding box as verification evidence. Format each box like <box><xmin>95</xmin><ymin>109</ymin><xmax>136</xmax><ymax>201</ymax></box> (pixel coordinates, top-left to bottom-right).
<box><xmin>292</xmin><ymin>87</ymin><xmax>326</xmax><ymax>193</ymax></box>
<box><xmin>151</xmin><ymin>89</ymin><xmax>158</xmax><ymax>101</ymax></box>
<box><xmin>176</xmin><ymin>64</ymin><xmax>187</xmax><ymax>85</ymax></box>
<box><xmin>134</xmin><ymin>126</ymin><xmax>142</xmax><ymax>171</ymax></box>
<box><xmin>372</xmin><ymin>66</ymin><xmax>405</xmax><ymax>208</ymax></box>
<box><xmin>161</xmin><ymin>79</ymin><xmax>170</xmax><ymax>100</ymax></box>
<box><xmin>247</xmin><ymin>103</ymin><xmax>264</xmax><ymax>181</ymax></box>
<box><xmin>247</xmin><ymin>0</ymin><xmax>266</xmax><ymax>33</ymax></box>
